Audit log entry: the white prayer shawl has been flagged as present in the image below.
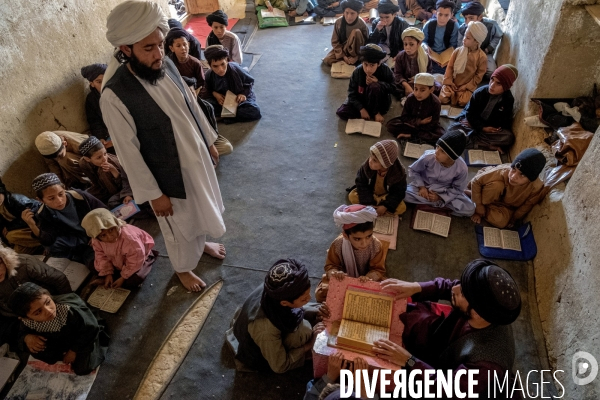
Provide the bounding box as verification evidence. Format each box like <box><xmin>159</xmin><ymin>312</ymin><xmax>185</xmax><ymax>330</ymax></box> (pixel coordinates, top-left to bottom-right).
<box><xmin>452</xmin><ymin>46</ymin><xmax>469</xmax><ymax>78</ymax></box>
<box><xmin>454</xmin><ymin>23</ymin><xmax>488</xmax><ymax>78</ymax></box>
<box><xmin>100</xmin><ymin>73</ymin><xmax>225</xmax><ymax>244</ymax></box>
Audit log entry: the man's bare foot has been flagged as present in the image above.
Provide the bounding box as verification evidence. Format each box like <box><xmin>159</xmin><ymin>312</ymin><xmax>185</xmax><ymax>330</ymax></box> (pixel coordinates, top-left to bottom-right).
<box><xmin>176</xmin><ymin>271</ymin><xmax>206</xmax><ymax>292</ymax></box>
<box><xmin>204</xmin><ymin>242</ymin><xmax>226</xmax><ymax>259</ymax></box>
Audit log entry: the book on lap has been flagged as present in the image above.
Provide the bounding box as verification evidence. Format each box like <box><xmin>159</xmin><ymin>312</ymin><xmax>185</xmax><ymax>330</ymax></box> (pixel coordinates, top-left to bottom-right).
<box><xmin>483</xmin><ymin>227</ymin><xmax>522</xmax><ymax>252</ymax></box>
<box><xmin>331</xmin><ymin>61</ymin><xmax>355</xmax><ymax>78</ymax></box>
<box><xmin>404</xmin><ymin>17</ymin><xmax>417</xmax><ymax>25</ymax></box>
<box><xmin>403</xmin><ymin>142</ymin><xmax>433</xmax><ymax>159</ymax></box>
<box><xmin>413</xmin><ymin>210</ymin><xmax>451</xmax><ymax>237</ymax></box>
<box><xmin>428</xmin><ymin>47</ymin><xmax>454</xmax><ymax>67</ymax></box>
<box><xmin>261</xmin><ymin>8</ymin><xmax>286</xmax><ymax>18</ymax></box>
<box><xmin>87</xmin><ymin>286</ymin><xmax>131</xmax><ymax>313</ymax></box>
<box><xmin>465</xmin><ymin>150</ymin><xmax>502</xmax><ymax>166</ymax></box>
<box><xmin>221</xmin><ymin>90</ymin><xmax>238</xmax><ymax>118</ymax></box>
<box><xmin>111</xmin><ymin>200</ymin><xmax>140</xmax><ymax>220</ymax></box>
<box><xmin>440</xmin><ymin>105</ymin><xmax>463</xmax><ymax>119</ymax></box>
<box><xmin>345</xmin><ymin>119</ymin><xmax>381</xmax><ymax>137</ymax></box>
<box><xmin>35</xmin><ymin>256</ymin><xmax>89</xmax><ymax>291</ymax></box>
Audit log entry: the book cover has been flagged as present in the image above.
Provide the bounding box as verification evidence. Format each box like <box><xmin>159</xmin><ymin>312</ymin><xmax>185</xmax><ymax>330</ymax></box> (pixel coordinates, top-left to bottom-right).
<box><xmin>111</xmin><ymin>200</ymin><xmax>140</xmax><ymax>220</ymax></box>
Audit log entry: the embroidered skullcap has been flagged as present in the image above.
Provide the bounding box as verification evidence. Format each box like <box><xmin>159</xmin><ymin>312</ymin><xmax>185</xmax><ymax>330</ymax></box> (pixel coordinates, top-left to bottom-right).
<box><xmin>333</xmin><ymin>204</ymin><xmax>377</xmax><ymax>230</ymax></box>
<box><xmin>461</xmin><ymin>259</ymin><xmax>521</xmax><ymax>325</ymax></box>
<box><xmin>341</xmin><ymin>0</ymin><xmax>364</xmax><ymax>13</ymax></box>
<box><xmin>466</xmin><ymin>21</ymin><xmax>488</xmax><ymax>45</ymax></box>
<box><xmin>263</xmin><ymin>259</ymin><xmax>311</xmax><ymax>301</ymax></box>
<box><xmin>370</xmin><ymin>139</ymin><xmax>399</xmax><ymax>168</ymax></box>
<box><xmin>35</xmin><ymin>132</ymin><xmax>63</xmax><ymax>156</ymax></box>
<box><xmin>378</xmin><ymin>0</ymin><xmax>399</xmax><ymax>14</ymax></box>
<box><xmin>436</xmin><ymin>0</ymin><xmax>455</xmax><ymax>10</ymax></box>
<box><xmin>81</xmin><ymin>63</ymin><xmax>107</xmax><ymax>82</ymax></box>
<box><xmin>207</xmin><ymin>10</ymin><xmax>228</xmax><ymax>26</ymax></box>
<box><xmin>204</xmin><ymin>44</ymin><xmax>229</xmax><ymax>63</ymax></box>
<box><xmin>81</xmin><ymin>208</ymin><xmax>127</xmax><ymax>239</ymax></box>
<box><xmin>32</xmin><ymin>173</ymin><xmax>62</xmax><ymax>193</ymax></box>
<box><xmin>165</xmin><ymin>28</ymin><xmax>192</xmax><ymax>50</ymax></box>
<box><xmin>360</xmin><ymin>44</ymin><xmax>387</xmax><ymax>63</ymax></box>
<box><xmin>79</xmin><ymin>136</ymin><xmax>102</xmax><ymax>157</ymax></box>
<box><xmin>401</xmin><ymin>27</ymin><xmax>424</xmax><ymax>42</ymax></box>
<box><xmin>511</xmin><ymin>148</ymin><xmax>546</xmax><ymax>182</ymax></box>
<box><xmin>437</xmin><ymin>127</ymin><xmax>467</xmax><ymax>160</ymax></box>
<box><xmin>414</xmin><ymin>72</ymin><xmax>435</xmax><ymax>86</ymax></box>
<box><xmin>7</xmin><ymin>282</ymin><xmax>49</xmax><ymax>318</ymax></box>
<box><xmin>461</xmin><ymin>1</ymin><xmax>485</xmax><ymax>15</ymax></box>
<box><xmin>491</xmin><ymin>64</ymin><xmax>519</xmax><ymax>91</ymax></box>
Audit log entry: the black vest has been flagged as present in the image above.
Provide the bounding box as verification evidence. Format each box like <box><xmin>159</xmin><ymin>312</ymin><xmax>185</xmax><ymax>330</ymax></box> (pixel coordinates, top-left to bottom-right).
<box><xmin>104</xmin><ymin>58</ymin><xmax>211</xmax><ymax>199</ymax></box>
<box><xmin>426</xmin><ymin>20</ymin><xmax>454</xmax><ymax>50</ymax></box>
<box><xmin>480</xmin><ymin>20</ymin><xmax>494</xmax><ymax>51</ymax></box>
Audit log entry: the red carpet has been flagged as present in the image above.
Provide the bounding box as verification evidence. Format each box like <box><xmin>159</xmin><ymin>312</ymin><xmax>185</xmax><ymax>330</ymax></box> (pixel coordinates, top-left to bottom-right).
<box><xmin>184</xmin><ymin>16</ymin><xmax>239</xmax><ymax>49</ymax></box>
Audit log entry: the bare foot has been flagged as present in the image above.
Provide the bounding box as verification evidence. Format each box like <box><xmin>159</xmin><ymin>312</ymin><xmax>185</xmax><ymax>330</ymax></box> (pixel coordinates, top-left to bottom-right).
<box><xmin>176</xmin><ymin>271</ymin><xmax>206</xmax><ymax>292</ymax></box>
<box><xmin>204</xmin><ymin>242</ymin><xmax>226</xmax><ymax>259</ymax></box>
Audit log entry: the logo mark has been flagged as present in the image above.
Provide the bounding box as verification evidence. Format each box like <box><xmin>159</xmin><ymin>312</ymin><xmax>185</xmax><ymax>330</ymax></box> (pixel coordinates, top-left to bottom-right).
<box><xmin>572</xmin><ymin>351</ymin><xmax>598</xmax><ymax>386</ymax></box>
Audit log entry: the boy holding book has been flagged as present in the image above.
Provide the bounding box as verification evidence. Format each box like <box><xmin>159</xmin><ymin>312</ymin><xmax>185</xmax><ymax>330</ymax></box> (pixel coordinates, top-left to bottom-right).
<box><xmin>467</xmin><ymin>148</ymin><xmax>546</xmax><ymax>228</ymax></box>
<box><xmin>386</xmin><ymin>73</ymin><xmax>444</xmax><ymax>143</ymax></box>
<box><xmin>422</xmin><ymin>0</ymin><xmax>459</xmax><ymax>74</ymax></box>
<box><xmin>315</xmin><ymin>204</ymin><xmax>387</xmax><ymax>303</ymax></box>
<box><xmin>438</xmin><ymin>21</ymin><xmax>488</xmax><ymax>107</ymax></box>
<box><xmin>404</xmin><ymin>128</ymin><xmax>475</xmax><ymax>216</ymax></box>
<box><xmin>322</xmin><ymin>0</ymin><xmax>369</xmax><ymax>66</ymax></box>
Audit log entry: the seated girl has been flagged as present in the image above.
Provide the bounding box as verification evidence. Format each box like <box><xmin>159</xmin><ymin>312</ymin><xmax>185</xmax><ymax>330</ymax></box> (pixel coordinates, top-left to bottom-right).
<box><xmin>8</xmin><ymin>282</ymin><xmax>108</xmax><ymax>375</ymax></box>
<box><xmin>82</xmin><ymin>209</ymin><xmax>157</xmax><ymax>289</ymax></box>
<box><xmin>79</xmin><ymin>136</ymin><xmax>133</xmax><ymax>208</ymax></box>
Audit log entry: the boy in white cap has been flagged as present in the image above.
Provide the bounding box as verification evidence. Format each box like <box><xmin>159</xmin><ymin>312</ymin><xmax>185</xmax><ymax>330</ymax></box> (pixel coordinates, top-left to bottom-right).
<box><xmin>34</xmin><ymin>131</ymin><xmax>89</xmax><ymax>189</ymax></box>
<box><xmin>439</xmin><ymin>21</ymin><xmax>488</xmax><ymax>107</ymax></box>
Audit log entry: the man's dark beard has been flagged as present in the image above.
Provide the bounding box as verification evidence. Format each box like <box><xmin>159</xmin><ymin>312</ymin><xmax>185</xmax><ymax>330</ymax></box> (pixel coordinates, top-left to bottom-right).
<box><xmin>129</xmin><ymin>52</ymin><xmax>165</xmax><ymax>85</ymax></box>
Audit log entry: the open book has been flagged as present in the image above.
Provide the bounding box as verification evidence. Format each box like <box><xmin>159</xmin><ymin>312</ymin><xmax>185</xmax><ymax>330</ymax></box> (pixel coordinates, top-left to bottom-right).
<box><xmin>403</xmin><ymin>17</ymin><xmax>417</xmax><ymax>25</ymax></box>
<box><xmin>336</xmin><ymin>288</ymin><xmax>394</xmax><ymax>353</ymax></box>
<box><xmin>483</xmin><ymin>227</ymin><xmax>522</xmax><ymax>252</ymax></box>
<box><xmin>322</xmin><ymin>16</ymin><xmax>337</xmax><ymax>25</ymax></box>
<box><xmin>294</xmin><ymin>15</ymin><xmax>315</xmax><ymax>24</ymax></box>
<box><xmin>428</xmin><ymin>47</ymin><xmax>454</xmax><ymax>67</ymax></box>
<box><xmin>373</xmin><ymin>214</ymin><xmax>394</xmax><ymax>235</ymax></box>
<box><xmin>413</xmin><ymin>210</ymin><xmax>451</xmax><ymax>237</ymax></box>
<box><xmin>466</xmin><ymin>150</ymin><xmax>502</xmax><ymax>166</ymax></box>
<box><xmin>403</xmin><ymin>142</ymin><xmax>433</xmax><ymax>159</ymax></box>
<box><xmin>331</xmin><ymin>61</ymin><xmax>355</xmax><ymax>78</ymax></box>
<box><xmin>260</xmin><ymin>8</ymin><xmax>286</xmax><ymax>18</ymax></box>
<box><xmin>35</xmin><ymin>256</ymin><xmax>89</xmax><ymax>291</ymax></box>
<box><xmin>111</xmin><ymin>200</ymin><xmax>140</xmax><ymax>220</ymax></box>
<box><xmin>87</xmin><ymin>286</ymin><xmax>131</xmax><ymax>313</ymax></box>
<box><xmin>440</xmin><ymin>105</ymin><xmax>463</xmax><ymax>119</ymax></box>
<box><xmin>221</xmin><ymin>90</ymin><xmax>238</xmax><ymax>118</ymax></box>
<box><xmin>345</xmin><ymin>119</ymin><xmax>381</xmax><ymax>137</ymax></box>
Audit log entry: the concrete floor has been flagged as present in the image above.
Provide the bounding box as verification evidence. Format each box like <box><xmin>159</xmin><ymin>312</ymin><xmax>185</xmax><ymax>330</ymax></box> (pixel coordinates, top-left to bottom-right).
<box><xmin>87</xmin><ymin>22</ymin><xmax>552</xmax><ymax>400</ymax></box>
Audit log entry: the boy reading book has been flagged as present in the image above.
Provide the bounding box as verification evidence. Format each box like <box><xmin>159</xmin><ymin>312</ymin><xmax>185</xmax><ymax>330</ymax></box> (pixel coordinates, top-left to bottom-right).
<box><xmin>438</xmin><ymin>21</ymin><xmax>488</xmax><ymax>107</ymax></box>
<box><xmin>405</xmin><ymin>129</ymin><xmax>475</xmax><ymax>216</ymax></box>
<box><xmin>386</xmin><ymin>73</ymin><xmax>445</xmax><ymax>143</ymax></box>
<box><xmin>34</xmin><ymin>131</ymin><xmax>89</xmax><ymax>190</ymax></box>
<box><xmin>348</xmin><ymin>140</ymin><xmax>407</xmax><ymax>216</ymax></box>
<box><xmin>323</xmin><ymin>0</ymin><xmax>369</xmax><ymax>66</ymax></box>
<box><xmin>467</xmin><ymin>149</ymin><xmax>546</xmax><ymax>228</ymax></box>
<box><xmin>393</xmin><ymin>28</ymin><xmax>436</xmax><ymax>98</ymax></box>
<box><xmin>206</xmin><ymin>10</ymin><xmax>243</xmax><ymax>65</ymax></box>
<box><xmin>315</xmin><ymin>205</ymin><xmax>387</xmax><ymax>303</ymax></box>
<box><xmin>336</xmin><ymin>45</ymin><xmax>396</xmax><ymax>124</ymax></box>
<box><xmin>82</xmin><ymin>209</ymin><xmax>157</xmax><ymax>289</ymax></box>
<box><xmin>367</xmin><ymin>0</ymin><xmax>409</xmax><ymax>61</ymax></box>
<box><xmin>422</xmin><ymin>0</ymin><xmax>459</xmax><ymax>74</ymax></box>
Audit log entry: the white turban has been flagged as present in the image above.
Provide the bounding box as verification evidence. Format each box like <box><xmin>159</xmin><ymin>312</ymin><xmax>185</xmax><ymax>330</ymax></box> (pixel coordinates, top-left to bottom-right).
<box><xmin>333</xmin><ymin>204</ymin><xmax>378</xmax><ymax>228</ymax></box>
<box><xmin>466</xmin><ymin>21</ymin><xmax>488</xmax><ymax>46</ymax></box>
<box><xmin>102</xmin><ymin>1</ymin><xmax>170</xmax><ymax>90</ymax></box>
<box><xmin>454</xmin><ymin>21</ymin><xmax>488</xmax><ymax>78</ymax></box>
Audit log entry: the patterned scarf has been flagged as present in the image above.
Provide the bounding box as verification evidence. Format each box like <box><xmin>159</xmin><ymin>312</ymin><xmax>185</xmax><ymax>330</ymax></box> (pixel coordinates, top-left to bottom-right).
<box><xmin>22</xmin><ymin>303</ymin><xmax>70</xmax><ymax>333</ymax></box>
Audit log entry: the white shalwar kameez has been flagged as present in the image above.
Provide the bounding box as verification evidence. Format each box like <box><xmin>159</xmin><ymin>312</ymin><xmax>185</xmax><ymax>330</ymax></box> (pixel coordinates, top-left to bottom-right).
<box><xmin>100</xmin><ymin>71</ymin><xmax>225</xmax><ymax>273</ymax></box>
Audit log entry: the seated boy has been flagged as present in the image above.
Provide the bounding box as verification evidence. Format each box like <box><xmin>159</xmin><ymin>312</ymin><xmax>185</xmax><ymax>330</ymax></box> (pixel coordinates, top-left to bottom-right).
<box><xmin>323</xmin><ymin>0</ymin><xmax>369</xmax><ymax>66</ymax></box>
<box><xmin>9</xmin><ymin>282</ymin><xmax>108</xmax><ymax>376</ymax></box>
<box><xmin>226</xmin><ymin>259</ymin><xmax>326</xmax><ymax>373</ymax></box>
<box><xmin>368</xmin><ymin>0</ymin><xmax>409</xmax><ymax>61</ymax></box>
<box><xmin>387</xmin><ymin>73</ymin><xmax>445</xmax><ymax>143</ymax></box>
<box><xmin>422</xmin><ymin>0</ymin><xmax>459</xmax><ymax>74</ymax></box>
<box><xmin>206</xmin><ymin>10</ymin><xmax>243</xmax><ymax>65</ymax></box>
<box><xmin>336</xmin><ymin>44</ymin><xmax>395</xmax><ymax>123</ymax></box>
<box><xmin>201</xmin><ymin>45</ymin><xmax>261</xmax><ymax>124</ymax></box>
<box><xmin>315</xmin><ymin>204</ymin><xmax>387</xmax><ymax>302</ymax></box>
<box><xmin>439</xmin><ymin>21</ymin><xmax>487</xmax><ymax>107</ymax></box>
<box><xmin>167</xmin><ymin>19</ymin><xmax>202</xmax><ymax>60</ymax></box>
<box><xmin>79</xmin><ymin>136</ymin><xmax>133</xmax><ymax>208</ymax></box>
<box><xmin>458</xmin><ymin>1</ymin><xmax>503</xmax><ymax>77</ymax></box>
<box><xmin>81</xmin><ymin>64</ymin><xmax>114</xmax><ymax>154</ymax></box>
<box><xmin>35</xmin><ymin>131</ymin><xmax>89</xmax><ymax>189</ymax></box>
<box><xmin>314</xmin><ymin>0</ymin><xmax>343</xmax><ymax>18</ymax></box>
<box><xmin>256</xmin><ymin>0</ymin><xmax>288</xmax><ymax>12</ymax></box>
<box><xmin>402</xmin><ymin>0</ymin><xmax>436</xmax><ymax>21</ymax></box>
<box><xmin>393</xmin><ymin>28</ymin><xmax>436</xmax><ymax>98</ymax></box>
<box><xmin>404</xmin><ymin>128</ymin><xmax>475</xmax><ymax>216</ymax></box>
<box><xmin>348</xmin><ymin>140</ymin><xmax>407</xmax><ymax>216</ymax></box>
<box><xmin>166</xmin><ymin>29</ymin><xmax>205</xmax><ymax>90</ymax></box>
<box><xmin>467</xmin><ymin>148</ymin><xmax>546</xmax><ymax>228</ymax></box>
<box><xmin>288</xmin><ymin>0</ymin><xmax>316</xmax><ymax>16</ymax></box>
<box><xmin>0</xmin><ymin>179</ymin><xmax>42</xmax><ymax>254</ymax></box>
<box><xmin>457</xmin><ymin>64</ymin><xmax>518</xmax><ymax>153</ymax></box>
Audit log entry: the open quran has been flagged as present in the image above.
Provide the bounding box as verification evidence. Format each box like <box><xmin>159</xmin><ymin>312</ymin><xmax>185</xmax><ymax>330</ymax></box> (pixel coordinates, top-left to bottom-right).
<box><xmin>413</xmin><ymin>210</ymin><xmax>451</xmax><ymax>237</ymax></box>
<box><xmin>335</xmin><ymin>287</ymin><xmax>394</xmax><ymax>353</ymax></box>
<box><xmin>483</xmin><ymin>227</ymin><xmax>522</xmax><ymax>252</ymax></box>
<box><xmin>87</xmin><ymin>286</ymin><xmax>131</xmax><ymax>313</ymax></box>
<box><xmin>428</xmin><ymin>47</ymin><xmax>454</xmax><ymax>67</ymax></box>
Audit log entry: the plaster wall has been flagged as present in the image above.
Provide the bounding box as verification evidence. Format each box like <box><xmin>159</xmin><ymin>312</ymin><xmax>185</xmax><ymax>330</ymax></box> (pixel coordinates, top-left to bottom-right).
<box><xmin>0</xmin><ymin>0</ymin><xmax>168</xmax><ymax>196</ymax></box>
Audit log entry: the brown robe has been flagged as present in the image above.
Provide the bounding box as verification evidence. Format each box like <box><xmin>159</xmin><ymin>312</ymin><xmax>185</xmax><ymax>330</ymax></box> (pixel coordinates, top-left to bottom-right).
<box><xmin>323</xmin><ymin>17</ymin><xmax>369</xmax><ymax>66</ymax></box>
<box><xmin>439</xmin><ymin>47</ymin><xmax>487</xmax><ymax>107</ymax></box>
<box><xmin>43</xmin><ymin>135</ymin><xmax>88</xmax><ymax>188</ymax></box>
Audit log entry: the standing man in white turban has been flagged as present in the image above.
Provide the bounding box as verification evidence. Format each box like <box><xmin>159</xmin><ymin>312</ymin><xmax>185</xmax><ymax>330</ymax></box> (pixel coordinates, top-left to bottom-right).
<box><xmin>100</xmin><ymin>1</ymin><xmax>226</xmax><ymax>292</ymax></box>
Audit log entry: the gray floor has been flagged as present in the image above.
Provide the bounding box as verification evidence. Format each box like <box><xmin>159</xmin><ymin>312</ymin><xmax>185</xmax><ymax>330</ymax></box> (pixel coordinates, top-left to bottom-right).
<box><xmin>86</xmin><ymin>22</ymin><xmax>550</xmax><ymax>399</ymax></box>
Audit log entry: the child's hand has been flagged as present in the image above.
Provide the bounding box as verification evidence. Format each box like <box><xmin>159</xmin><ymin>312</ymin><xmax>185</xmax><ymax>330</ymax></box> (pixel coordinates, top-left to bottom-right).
<box><xmin>403</xmin><ymin>82</ymin><xmax>413</xmax><ymax>94</ymax></box>
<box><xmin>376</xmin><ymin>205</ymin><xmax>387</xmax><ymax>216</ymax></box>
<box><xmin>483</xmin><ymin>126</ymin><xmax>502</xmax><ymax>133</ymax></box>
<box><xmin>326</xmin><ymin>352</ymin><xmax>345</xmax><ymax>382</ymax></box>
<box><xmin>419</xmin><ymin>116</ymin><xmax>433</xmax><ymax>125</ymax></box>
<box><xmin>112</xmin><ymin>277</ymin><xmax>125</xmax><ymax>289</ymax></box>
<box><xmin>360</xmin><ymin>108</ymin><xmax>371</xmax><ymax>121</ymax></box>
<box><xmin>104</xmin><ymin>275</ymin><xmax>114</xmax><ymax>289</ymax></box>
<box><xmin>342</xmin><ymin>55</ymin><xmax>351</xmax><ymax>65</ymax></box>
<box><xmin>374</xmin><ymin>113</ymin><xmax>385</xmax><ymax>123</ymax></box>
<box><xmin>331</xmin><ymin>271</ymin><xmax>347</xmax><ymax>281</ymax></box>
<box><xmin>21</xmin><ymin>209</ymin><xmax>36</xmax><ymax>227</ymax></box>
<box><xmin>316</xmin><ymin>302</ymin><xmax>331</xmax><ymax>321</ymax></box>
<box><xmin>288</xmin><ymin>9</ymin><xmax>297</xmax><ymax>16</ymax></box>
<box><xmin>376</xmin><ymin>20</ymin><xmax>386</xmax><ymax>30</ymax></box>
<box><xmin>101</xmin><ymin>139</ymin><xmax>114</xmax><ymax>149</ymax></box>
<box><xmin>358</xmin><ymin>276</ymin><xmax>371</xmax><ymax>283</ymax></box>
<box><xmin>236</xmin><ymin>94</ymin><xmax>247</xmax><ymax>103</ymax></box>
<box><xmin>213</xmin><ymin>92</ymin><xmax>225</xmax><ymax>105</ymax></box>
<box><xmin>427</xmin><ymin>191</ymin><xmax>441</xmax><ymax>202</ymax></box>
<box><xmin>122</xmin><ymin>196</ymin><xmax>133</xmax><ymax>204</ymax></box>
<box><xmin>418</xmin><ymin>186</ymin><xmax>429</xmax><ymax>199</ymax></box>
<box><xmin>63</xmin><ymin>350</ymin><xmax>76</xmax><ymax>365</ymax></box>
<box><xmin>24</xmin><ymin>334</ymin><xmax>46</xmax><ymax>353</ymax></box>
<box><xmin>366</xmin><ymin>75</ymin><xmax>378</xmax><ymax>85</ymax></box>
<box><xmin>100</xmin><ymin>162</ymin><xmax>117</xmax><ymax>172</ymax></box>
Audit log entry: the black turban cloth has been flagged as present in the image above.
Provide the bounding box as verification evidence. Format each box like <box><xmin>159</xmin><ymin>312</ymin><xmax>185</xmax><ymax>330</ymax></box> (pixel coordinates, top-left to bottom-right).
<box><xmin>460</xmin><ymin>259</ymin><xmax>521</xmax><ymax>325</ymax></box>
<box><xmin>165</xmin><ymin>28</ymin><xmax>192</xmax><ymax>51</ymax></box>
<box><xmin>378</xmin><ymin>0</ymin><xmax>399</xmax><ymax>14</ymax></box>
<box><xmin>165</xmin><ymin>22</ymin><xmax>202</xmax><ymax>60</ymax></box>
<box><xmin>461</xmin><ymin>1</ymin><xmax>485</xmax><ymax>16</ymax></box>
<box><xmin>81</xmin><ymin>63</ymin><xmax>107</xmax><ymax>82</ymax></box>
<box><xmin>341</xmin><ymin>0</ymin><xmax>364</xmax><ymax>13</ymax></box>
<box><xmin>261</xmin><ymin>259</ymin><xmax>310</xmax><ymax>333</ymax></box>
<box><xmin>511</xmin><ymin>148</ymin><xmax>546</xmax><ymax>182</ymax></box>
<box><xmin>204</xmin><ymin>45</ymin><xmax>230</xmax><ymax>63</ymax></box>
<box><xmin>206</xmin><ymin>10</ymin><xmax>228</xmax><ymax>26</ymax></box>
<box><xmin>436</xmin><ymin>0</ymin><xmax>455</xmax><ymax>10</ymax></box>
<box><xmin>168</xmin><ymin>19</ymin><xmax>183</xmax><ymax>29</ymax></box>
<box><xmin>360</xmin><ymin>44</ymin><xmax>387</xmax><ymax>63</ymax></box>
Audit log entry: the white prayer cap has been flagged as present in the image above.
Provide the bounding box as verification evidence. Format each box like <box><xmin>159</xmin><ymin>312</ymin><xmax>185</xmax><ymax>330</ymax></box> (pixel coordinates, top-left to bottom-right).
<box><xmin>466</xmin><ymin>21</ymin><xmax>488</xmax><ymax>45</ymax></box>
<box><xmin>414</xmin><ymin>73</ymin><xmax>435</xmax><ymax>86</ymax></box>
<box><xmin>35</xmin><ymin>132</ymin><xmax>63</xmax><ymax>155</ymax></box>
<box><xmin>105</xmin><ymin>1</ymin><xmax>169</xmax><ymax>47</ymax></box>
